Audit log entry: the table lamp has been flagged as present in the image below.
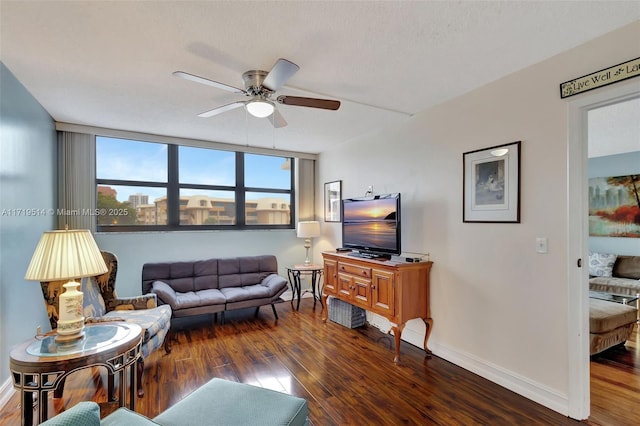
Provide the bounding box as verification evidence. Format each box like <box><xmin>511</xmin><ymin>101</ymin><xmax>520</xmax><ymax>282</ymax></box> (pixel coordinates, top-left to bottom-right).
<box><xmin>297</xmin><ymin>221</ymin><xmax>321</xmax><ymax>265</ymax></box>
<box><xmin>25</xmin><ymin>228</ymin><xmax>108</xmax><ymax>342</ymax></box>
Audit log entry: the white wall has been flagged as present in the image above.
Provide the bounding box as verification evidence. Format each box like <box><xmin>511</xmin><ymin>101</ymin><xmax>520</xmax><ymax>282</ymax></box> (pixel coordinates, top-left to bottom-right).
<box><xmin>588</xmin><ymin>151</ymin><xmax>640</xmax><ymax>255</ymax></box>
<box><xmin>0</xmin><ymin>62</ymin><xmax>56</xmax><ymax>387</ymax></box>
<box><xmin>316</xmin><ymin>22</ymin><xmax>640</xmax><ymax>415</ymax></box>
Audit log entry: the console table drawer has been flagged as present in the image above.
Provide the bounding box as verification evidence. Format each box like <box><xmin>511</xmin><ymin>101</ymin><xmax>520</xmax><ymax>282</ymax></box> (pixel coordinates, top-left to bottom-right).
<box><xmin>338</xmin><ymin>262</ymin><xmax>371</xmax><ymax>278</ymax></box>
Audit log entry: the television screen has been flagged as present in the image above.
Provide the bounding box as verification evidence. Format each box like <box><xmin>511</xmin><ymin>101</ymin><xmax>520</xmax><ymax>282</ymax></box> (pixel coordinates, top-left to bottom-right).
<box><xmin>341</xmin><ymin>193</ymin><xmax>401</xmax><ymax>256</ymax></box>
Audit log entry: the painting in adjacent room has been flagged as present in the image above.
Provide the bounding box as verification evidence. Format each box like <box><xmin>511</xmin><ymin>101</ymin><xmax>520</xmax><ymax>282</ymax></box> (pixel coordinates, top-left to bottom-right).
<box><xmin>589</xmin><ymin>174</ymin><xmax>640</xmax><ymax>238</ymax></box>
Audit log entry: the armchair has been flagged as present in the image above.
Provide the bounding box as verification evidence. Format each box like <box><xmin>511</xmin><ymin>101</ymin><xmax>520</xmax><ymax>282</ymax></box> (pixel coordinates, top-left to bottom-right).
<box><xmin>40</xmin><ymin>251</ymin><xmax>172</xmax><ymax>398</ymax></box>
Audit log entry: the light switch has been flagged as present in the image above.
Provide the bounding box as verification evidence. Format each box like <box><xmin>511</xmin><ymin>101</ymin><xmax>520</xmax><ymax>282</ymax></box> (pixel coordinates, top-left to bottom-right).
<box><xmin>536</xmin><ymin>237</ymin><xmax>548</xmax><ymax>254</ymax></box>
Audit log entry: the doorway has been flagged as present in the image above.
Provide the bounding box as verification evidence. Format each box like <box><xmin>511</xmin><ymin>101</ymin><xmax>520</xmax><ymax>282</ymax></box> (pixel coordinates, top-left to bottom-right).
<box><xmin>567</xmin><ymin>82</ymin><xmax>640</xmax><ymax>420</ymax></box>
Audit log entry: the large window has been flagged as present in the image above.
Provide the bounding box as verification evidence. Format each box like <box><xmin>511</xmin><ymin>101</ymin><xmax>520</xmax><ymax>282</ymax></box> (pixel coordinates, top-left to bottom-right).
<box><xmin>96</xmin><ymin>137</ymin><xmax>294</xmax><ymax>231</ymax></box>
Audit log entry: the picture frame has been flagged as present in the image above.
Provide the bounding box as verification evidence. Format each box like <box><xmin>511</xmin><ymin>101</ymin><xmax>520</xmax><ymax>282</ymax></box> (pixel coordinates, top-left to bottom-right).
<box><xmin>324</xmin><ymin>180</ymin><xmax>342</xmax><ymax>222</ymax></box>
<box><xmin>463</xmin><ymin>141</ymin><xmax>521</xmax><ymax>223</ymax></box>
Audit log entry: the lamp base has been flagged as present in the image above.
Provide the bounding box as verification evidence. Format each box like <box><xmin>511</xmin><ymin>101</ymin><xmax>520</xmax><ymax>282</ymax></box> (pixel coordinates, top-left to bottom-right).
<box><xmin>55</xmin><ymin>329</ymin><xmax>85</xmax><ymax>343</ymax></box>
<box><xmin>56</xmin><ymin>280</ymin><xmax>85</xmax><ymax>342</ymax></box>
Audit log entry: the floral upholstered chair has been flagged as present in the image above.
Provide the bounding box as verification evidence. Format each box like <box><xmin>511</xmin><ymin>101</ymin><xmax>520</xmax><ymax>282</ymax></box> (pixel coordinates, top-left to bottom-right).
<box><xmin>40</xmin><ymin>251</ymin><xmax>172</xmax><ymax>398</ymax></box>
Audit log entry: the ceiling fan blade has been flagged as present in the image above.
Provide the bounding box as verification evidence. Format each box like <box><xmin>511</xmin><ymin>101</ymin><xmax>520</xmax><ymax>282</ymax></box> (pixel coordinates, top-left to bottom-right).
<box><xmin>173</xmin><ymin>71</ymin><xmax>245</xmax><ymax>94</ymax></box>
<box><xmin>262</xmin><ymin>59</ymin><xmax>299</xmax><ymax>91</ymax></box>
<box><xmin>276</xmin><ymin>95</ymin><xmax>340</xmax><ymax>110</ymax></box>
<box><xmin>271</xmin><ymin>109</ymin><xmax>287</xmax><ymax>128</ymax></box>
<box><xmin>197</xmin><ymin>101</ymin><xmax>246</xmax><ymax>118</ymax></box>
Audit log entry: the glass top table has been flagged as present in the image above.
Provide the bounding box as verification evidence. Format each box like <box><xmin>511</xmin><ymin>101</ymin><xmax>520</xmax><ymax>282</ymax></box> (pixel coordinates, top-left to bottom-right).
<box><xmin>27</xmin><ymin>323</ymin><xmax>133</xmax><ymax>357</ymax></box>
<box><xmin>589</xmin><ymin>290</ymin><xmax>639</xmax><ymax>306</ymax></box>
<box><xmin>10</xmin><ymin>322</ymin><xmax>142</xmax><ymax>425</ymax></box>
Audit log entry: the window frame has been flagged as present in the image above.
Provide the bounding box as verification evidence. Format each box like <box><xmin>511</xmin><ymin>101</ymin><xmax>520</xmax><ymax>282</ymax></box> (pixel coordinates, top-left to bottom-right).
<box><xmin>96</xmin><ymin>138</ymin><xmax>295</xmax><ymax>232</ymax></box>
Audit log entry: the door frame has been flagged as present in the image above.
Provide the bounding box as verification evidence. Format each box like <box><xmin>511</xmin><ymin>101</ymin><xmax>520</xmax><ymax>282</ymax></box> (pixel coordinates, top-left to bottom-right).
<box><xmin>566</xmin><ymin>80</ymin><xmax>640</xmax><ymax>420</ymax></box>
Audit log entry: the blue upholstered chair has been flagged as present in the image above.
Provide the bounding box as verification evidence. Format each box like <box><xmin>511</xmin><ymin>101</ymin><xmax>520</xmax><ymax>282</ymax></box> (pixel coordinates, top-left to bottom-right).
<box><xmin>40</xmin><ymin>251</ymin><xmax>172</xmax><ymax>398</ymax></box>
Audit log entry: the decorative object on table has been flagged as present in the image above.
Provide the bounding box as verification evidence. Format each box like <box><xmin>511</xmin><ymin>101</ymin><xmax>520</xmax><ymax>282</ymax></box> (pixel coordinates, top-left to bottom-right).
<box><xmin>588</xmin><ymin>175</ymin><xmax>640</xmax><ymax>238</ymax></box>
<box><xmin>463</xmin><ymin>141</ymin><xmax>521</xmax><ymax>223</ymax></box>
<box><xmin>324</xmin><ymin>180</ymin><xmax>342</xmax><ymax>222</ymax></box>
<box><xmin>25</xmin><ymin>227</ymin><xmax>107</xmax><ymax>342</ymax></box>
<box><xmin>297</xmin><ymin>221</ymin><xmax>321</xmax><ymax>265</ymax></box>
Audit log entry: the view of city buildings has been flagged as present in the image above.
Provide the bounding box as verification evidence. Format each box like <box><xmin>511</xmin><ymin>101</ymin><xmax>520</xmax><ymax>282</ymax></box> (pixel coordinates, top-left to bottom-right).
<box><xmin>98</xmin><ymin>186</ymin><xmax>290</xmax><ymax>225</ymax></box>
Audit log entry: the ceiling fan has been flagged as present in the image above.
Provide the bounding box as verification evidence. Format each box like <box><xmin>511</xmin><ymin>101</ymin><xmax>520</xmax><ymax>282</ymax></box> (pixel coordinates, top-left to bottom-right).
<box><xmin>173</xmin><ymin>58</ymin><xmax>341</xmax><ymax>128</ymax></box>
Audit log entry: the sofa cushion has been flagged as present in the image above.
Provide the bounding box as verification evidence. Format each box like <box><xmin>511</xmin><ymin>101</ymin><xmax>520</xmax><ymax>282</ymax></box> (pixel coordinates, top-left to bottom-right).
<box><xmin>613</xmin><ymin>255</ymin><xmax>640</xmax><ymax>280</ymax></box>
<box><xmin>40</xmin><ymin>401</ymin><xmax>100</xmax><ymax>426</ymax></box>
<box><xmin>221</xmin><ymin>284</ymin><xmax>273</xmax><ymax>302</ymax></box>
<box><xmin>589</xmin><ymin>252</ymin><xmax>617</xmax><ymax>277</ymax></box>
<box><xmin>589</xmin><ymin>298</ymin><xmax>637</xmax><ymax>334</ymax></box>
<box><xmin>153</xmin><ymin>281</ymin><xmax>225</xmax><ymax>310</ymax></box>
<box><xmin>217</xmin><ymin>256</ymin><xmax>277</xmax><ymax>289</ymax></box>
<box><xmin>220</xmin><ymin>274</ymin><xmax>287</xmax><ymax>302</ymax></box>
<box><xmin>193</xmin><ymin>259</ymin><xmax>219</xmax><ymax>291</ymax></box>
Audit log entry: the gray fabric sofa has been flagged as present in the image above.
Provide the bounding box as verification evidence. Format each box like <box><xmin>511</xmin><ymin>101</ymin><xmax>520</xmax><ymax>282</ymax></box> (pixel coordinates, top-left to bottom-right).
<box><xmin>142</xmin><ymin>255</ymin><xmax>288</xmax><ymax>321</ymax></box>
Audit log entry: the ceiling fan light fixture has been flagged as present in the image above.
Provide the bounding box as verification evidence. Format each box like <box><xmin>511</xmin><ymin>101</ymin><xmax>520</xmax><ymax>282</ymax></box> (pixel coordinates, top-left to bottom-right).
<box><xmin>246</xmin><ymin>99</ymin><xmax>274</xmax><ymax>118</ymax></box>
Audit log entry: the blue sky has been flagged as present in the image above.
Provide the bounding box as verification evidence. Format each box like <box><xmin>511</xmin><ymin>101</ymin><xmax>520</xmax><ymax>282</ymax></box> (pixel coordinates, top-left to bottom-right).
<box><xmin>96</xmin><ymin>137</ymin><xmax>290</xmax><ymax>203</ymax></box>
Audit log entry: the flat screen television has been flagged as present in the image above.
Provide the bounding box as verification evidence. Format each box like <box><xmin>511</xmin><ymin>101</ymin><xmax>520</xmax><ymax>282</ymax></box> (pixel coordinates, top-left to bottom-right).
<box><xmin>341</xmin><ymin>193</ymin><xmax>401</xmax><ymax>259</ymax></box>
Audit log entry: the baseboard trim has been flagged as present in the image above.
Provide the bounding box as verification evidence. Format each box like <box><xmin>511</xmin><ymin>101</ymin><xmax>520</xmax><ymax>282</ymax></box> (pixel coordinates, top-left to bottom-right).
<box><xmin>431</xmin><ymin>341</ymin><xmax>569</xmax><ymax>416</ymax></box>
<box><xmin>280</xmin><ymin>290</ymin><xmax>314</xmax><ymax>302</ymax></box>
<box><xmin>0</xmin><ymin>377</ymin><xmax>15</xmax><ymax>411</ymax></box>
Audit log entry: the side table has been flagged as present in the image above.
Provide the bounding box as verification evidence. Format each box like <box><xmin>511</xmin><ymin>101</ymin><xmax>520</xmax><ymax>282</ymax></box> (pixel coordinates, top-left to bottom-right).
<box><xmin>287</xmin><ymin>264</ymin><xmax>324</xmax><ymax>311</ymax></box>
<box><xmin>10</xmin><ymin>322</ymin><xmax>142</xmax><ymax>425</ymax></box>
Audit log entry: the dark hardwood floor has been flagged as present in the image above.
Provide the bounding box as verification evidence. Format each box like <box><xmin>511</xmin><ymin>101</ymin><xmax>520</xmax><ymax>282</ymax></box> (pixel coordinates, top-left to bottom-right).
<box><xmin>1</xmin><ymin>299</ymin><xmax>638</xmax><ymax>425</ymax></box>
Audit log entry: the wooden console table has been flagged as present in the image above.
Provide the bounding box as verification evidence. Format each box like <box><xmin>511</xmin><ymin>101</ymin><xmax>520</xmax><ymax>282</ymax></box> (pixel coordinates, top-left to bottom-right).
<box><xmin>321</xmin><ymin>251</ymin><xmax>433</xmax><ymax>363</ymax></box>
<box><xmin>10</xmin><ymin>322</ymin><xmax>142</xmax><ymax>425</ymax></box>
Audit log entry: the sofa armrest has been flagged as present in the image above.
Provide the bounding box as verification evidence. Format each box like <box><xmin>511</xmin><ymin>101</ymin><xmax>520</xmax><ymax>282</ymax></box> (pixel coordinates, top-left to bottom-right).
<box><xmin>152</xmin><ymin>280</ymin><xmax>178</xmax><ymax>306</ymax></box>
<box><xmin>260</xmin><ymin>273</ymin><xmax>288</xmax><ymax>296</ymax></box>
<box><xmin>107</xmin><ymin>293</ymin><xmax>158</xmax><ymax>311</ymax></box>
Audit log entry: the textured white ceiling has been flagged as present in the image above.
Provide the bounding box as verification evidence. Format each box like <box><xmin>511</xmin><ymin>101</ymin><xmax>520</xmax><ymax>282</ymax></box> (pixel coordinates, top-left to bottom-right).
<box><xmin>1</xmin><ymin>1</ymin><xmax>639</xmax><ymax>154</ymax></box>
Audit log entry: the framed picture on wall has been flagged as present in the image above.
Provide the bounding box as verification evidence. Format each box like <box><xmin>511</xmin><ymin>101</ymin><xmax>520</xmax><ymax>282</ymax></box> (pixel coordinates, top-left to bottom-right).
<box><xmin>463</xmin><ymin>141</ymin><xmax>521</xmax><ymax>223</ymax></box>
<box><xmin>324</xmin><ymin>180</ymin><xmax>342</xmax><ymax>222</ymax></box>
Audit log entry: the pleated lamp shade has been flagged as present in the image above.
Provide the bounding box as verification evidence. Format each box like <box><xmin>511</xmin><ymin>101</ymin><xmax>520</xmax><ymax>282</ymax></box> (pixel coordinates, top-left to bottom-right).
<box><xmin>25</xmin><ymin>229</ymin><xmax>107</xmax><ymax>281</ymax></box>
<box><xmin>296</xmin><ymin>221</ymin><xmax>321</xmax><ymax>239</ymax></box>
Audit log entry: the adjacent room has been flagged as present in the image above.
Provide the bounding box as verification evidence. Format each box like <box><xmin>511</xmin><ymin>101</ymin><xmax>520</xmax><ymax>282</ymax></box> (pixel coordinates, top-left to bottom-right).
<box><xmin>1</xmin><ymin>1</ymin><xmax>639</xmax><ymax>425</ymax></box>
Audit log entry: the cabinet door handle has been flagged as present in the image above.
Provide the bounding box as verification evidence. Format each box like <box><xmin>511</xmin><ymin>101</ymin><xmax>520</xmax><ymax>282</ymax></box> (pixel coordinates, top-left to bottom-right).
<box><xmin>371</xmin><ymin>285</ymin><xmax>376</xmax><ymax>289</ymax></box>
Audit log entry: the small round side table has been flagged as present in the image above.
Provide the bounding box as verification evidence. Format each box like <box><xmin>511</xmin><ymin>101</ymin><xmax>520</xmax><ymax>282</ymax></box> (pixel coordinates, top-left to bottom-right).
<box><xmin>10</xmin><ymin>322</ymin><xmax>142</xmax><ymax>425</ymax></box>
<box><xmin>287</xmin><ymin>264</ymin><xmax>324</xmax><ymax>311</ymax></box>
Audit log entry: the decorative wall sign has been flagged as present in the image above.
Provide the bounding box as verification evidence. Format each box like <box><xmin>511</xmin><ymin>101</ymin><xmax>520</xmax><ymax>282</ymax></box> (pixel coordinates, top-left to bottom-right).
<box><xmin>324</xmin><ymin>180</ymin><xmax>342</xmax><ymax>222</ymax></box>
<box><xmin>588</xmin><ymin>174</ymin><xmax>640</xmax><ymax>238</ymax></box>
<box><xmin>560</xmin><ymin>57</ymin><xmax>640</xmax><ymax>99</ymax></box>
<box><xmin>463</xmin><ymin>141</ymin><xmax>521</xmax><ymax>223</ymax></box>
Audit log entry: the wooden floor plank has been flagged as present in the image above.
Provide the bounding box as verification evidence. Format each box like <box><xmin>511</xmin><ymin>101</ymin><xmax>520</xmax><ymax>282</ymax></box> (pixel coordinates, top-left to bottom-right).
<box><xmin>1</xmin><ymin>300</ymin><xmax>638</xmax><ymax>425</ymax></box>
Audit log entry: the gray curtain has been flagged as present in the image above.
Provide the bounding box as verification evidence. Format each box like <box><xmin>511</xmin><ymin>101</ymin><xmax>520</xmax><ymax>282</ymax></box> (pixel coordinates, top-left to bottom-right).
<box><xmin>57</xmin><ymin>132</ymin><xmax>96</xmax><ymax>231</ymax></box>
<box><xmin>296</xmin><ymin>158</ymin><xmax>316</xmax><ymax>222</ymax></box>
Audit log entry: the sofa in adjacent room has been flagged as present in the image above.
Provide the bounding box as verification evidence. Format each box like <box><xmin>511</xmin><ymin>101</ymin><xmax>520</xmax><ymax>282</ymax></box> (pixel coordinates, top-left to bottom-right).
<box><xmin>142</xmin><ymin>255</ymin><xmax>288</xmax><ymax>322</ymax></box>
<box><xmin>588</xmin><ymin>253</ymin><xmax>640</xmax><ymax>297</ymax></box>
<box><xmin>587</xmin><ymin>252</ymin><xmax>639</xmax><ymax>355</ymax></box>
